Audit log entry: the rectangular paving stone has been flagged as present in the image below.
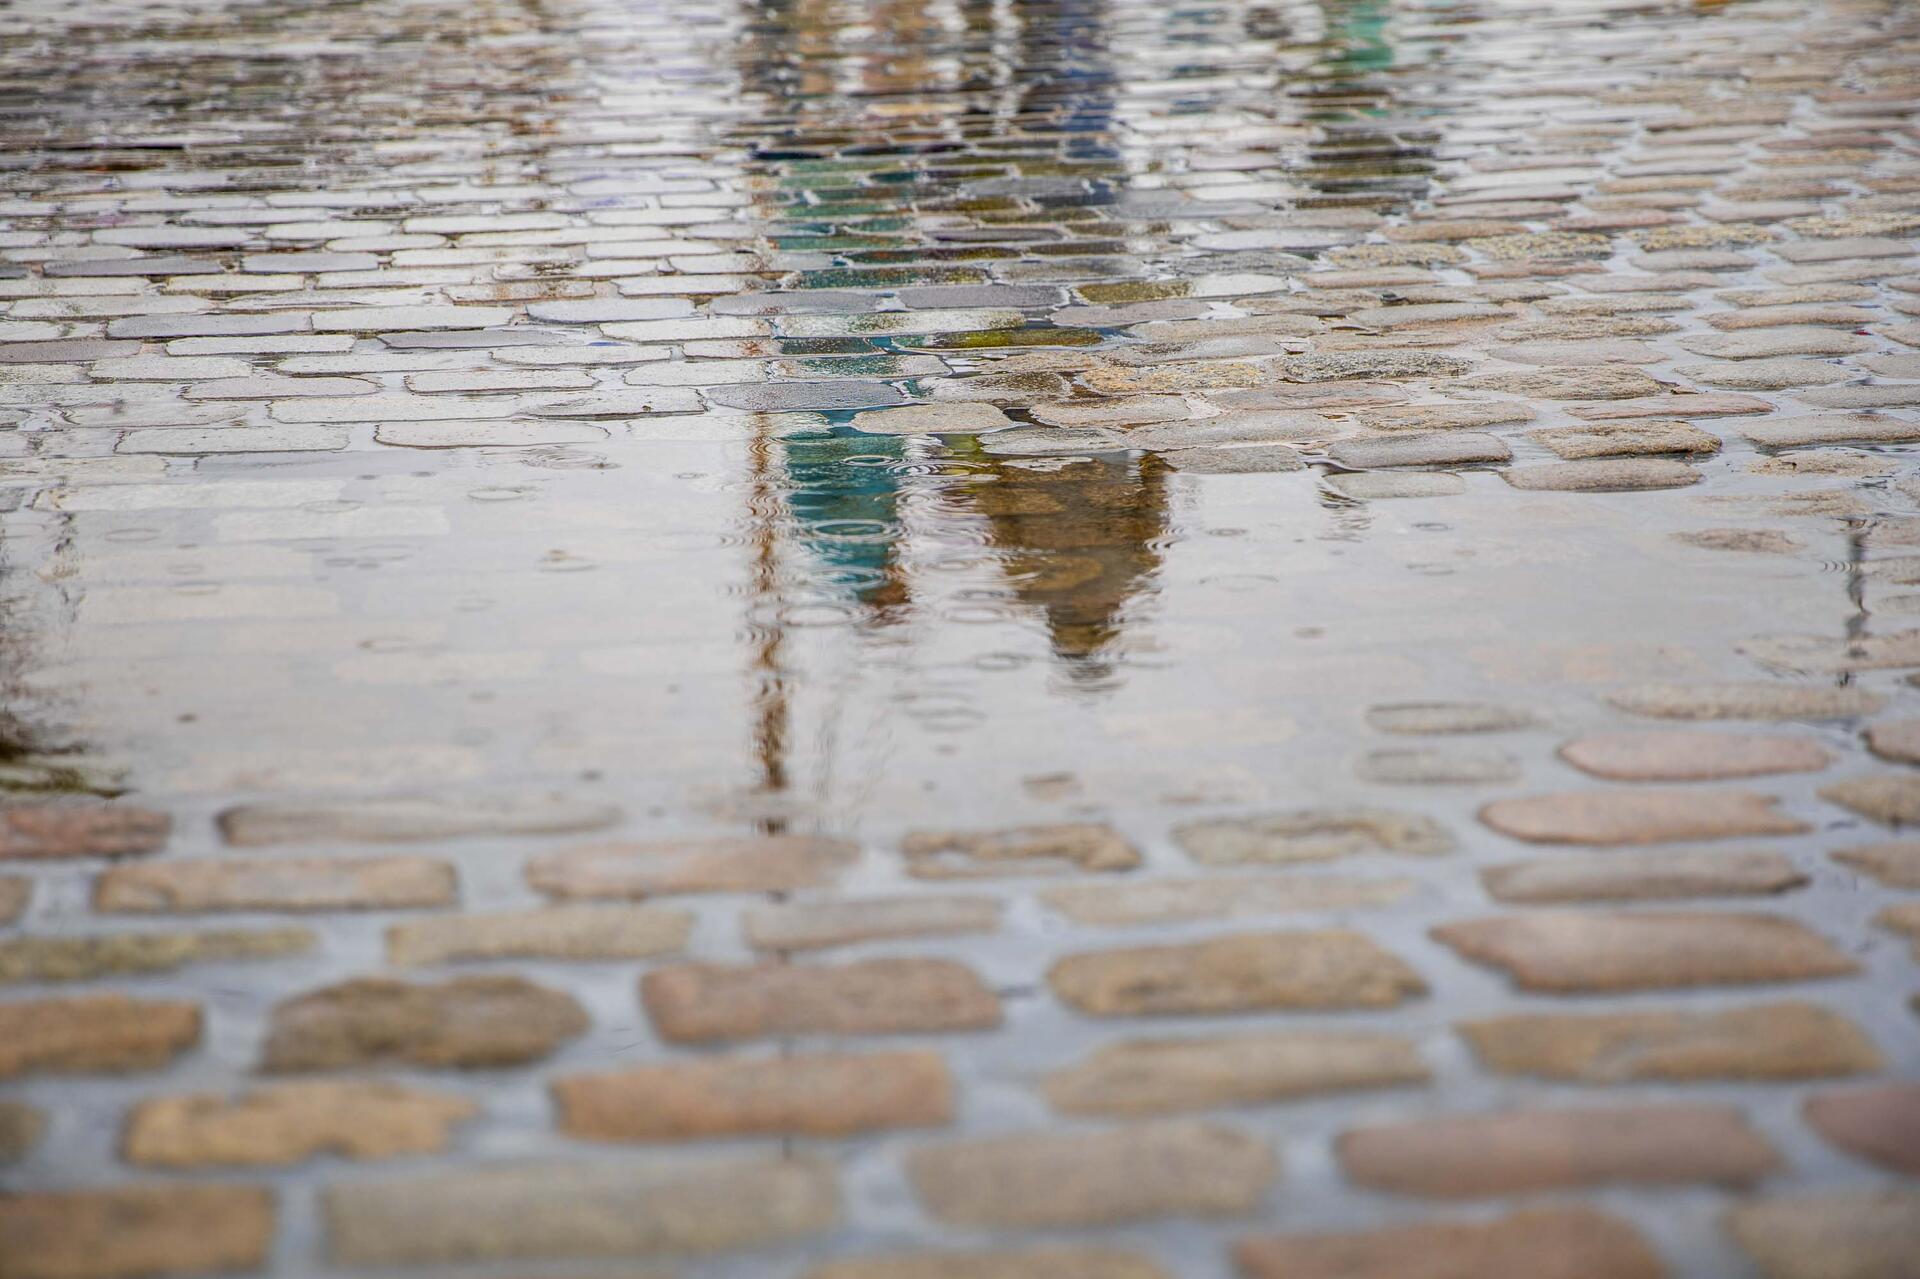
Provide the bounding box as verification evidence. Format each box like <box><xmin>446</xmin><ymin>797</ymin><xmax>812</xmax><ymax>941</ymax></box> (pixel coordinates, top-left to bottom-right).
<box><xmin>324</xmin><ymin>1157</ymin><xmax>838</xmax><ymax>1265</ymax></box>
<box><xmin>1831</xmin><ymin>840</ymin><xmax>1920</xmax><ymax>887</ymax></box>
<box><xmin>91</xmin><ymin>355</ymin><xmax>253</xmax><ymax>381</ymax></box>
<box><xmin>528</xmin><ymin>835</ymin><xmax>856</xmax><ymax>898</ymax></box>
<box><xmin>1479</xmin><ymin>788</ymin><xmax>1808</xmax><ymax>844</ymax></box>
<box><xmin>1802</xmin><ymin>1083</ymin><xmax>1920</xmax><ymax>1175</ymax></box>
<box><xmin>555</xmin><ymin>1050</ymin><xmax>952</xmax><ymax>1141</ymax></box>
<box><xmin>1607</xmin><ymin>682</ymin><xmax>1885</xmax><ymax>720</ymax></box>
<box><xmin>1744</xmin><ymin>413</ymin><xmax>1920</xmax><ymax>447</ymax></box>
<box><xmin>116</xmin><ymin>425</ymin><xmax>350</xmax><ymax>454</ymax></box>
<box><xmin>1048</xmin><ymin>931</ymin><xmax>1425</xmax><ymax>1016</ymax></box>
<box><xmin>184</xmin><ymin>375</ymin><xmax>376</xmax><ymax>399</ymax></box>
<box><xmin>270</xmin><ymin>392</ymin><xmax>545</xmax><ymax>422</ymax></box>
<box><xmin>1725</xmin><ymin>1190</ymin><xmax>1920</xmax><ymax>1279</ymax></box>
<box><xmin>0</xmin><ymin>804</ymin><xmax>169</xmax><ymax>860</ymax></box>
<box><xmin>376</xmin><ymin>420</ymin><xmax>609</xmax><ymax>448</ymax></box>
<box><xmin>0</xmin><ymin>994</ymin><xmax>199</xmax><ymax>1077</ymax></box>
<box><xmin>0</xmin><ymin>339</ymin><xmax>141</xmax><ymax>363</ymax></box>
<box><xmin>0</xmin><ymin>876</ymin><xmax>26</xmax><ymax>924</ymax></box>
<box><xmin>95</xmin><ymin>855</ymin><xmax>456</xmax><ymax>913</ymax></box>
<box><xmin>743</xmin><ymin>895</ymin><xmax>1001</xmax><ymax>951</ymax></box>
<box><xmin>311</xmin><ymin>305</ymin><xmax>512</xmax><ymax>331</ymax></box>
<box><xmin>599</xmin><ymin>316</ymin><xmax>768</xmax><ymax>342</ymax></box>
<box><xmin>1339</xmin><ymin>1104</ymin><xmax>1778</xmax><ymax>1197</ymax></box>
<box><xmin>1039</xmin><ymin>876</ymin><xmax>1415</xmax><ymax>925</ymax></box>
<box><xmin>262</xmin><ymin>975</ymin><xmax>586</xmax><ymax>1071</ymax></box>
<box><xmin>1328</xmin><ymin>432</ymin><xmax>1510</xmax><ymax>468</ymax></box>
<box><xmin>0</xmin><ymin>1100</ymin><xmax>42</xmax><ymax>1162</ymax></box>
<box><xmin>1043</xmin><ymin>1030</ymin><xmax>1428</xmax><ymax>1116</ymax></box>
<box><xmin>218</xmin><ymin>792</ymin><xmax>619</xmax><ymax>845</ymax></box>
<box><xmin>0</xmin><ymin>1185</ymin><xmax>274</xmax><ymax>1279</ymax></box>
<box><xmin>1481</xmin><ymin>850</ymin><xmax>1807</xmax><ymax>901</ymax></box>
<box><xmin>1432</xmin><ymin>912</ymin><xmax>1858</xmax><ymax>992</ymax></box>
<box><xmin>1459</xmin><ymin>1003</ymin><xmax>1881</xmax><ymax>1081</ymax></box>
<box><xmin>386</xmin><ymin>905</ymin><xmax>690</xmax><ymax>965</ymax></box>
<box><xmin>107</xmin><ymin>313</ymin><xmax>312</xmax><ymax>338</ymax></box>
<box><xmin>125</xmin><ymin>1080</ymin><xmax>477</xmax><ymax>1167</ymax></box>
<box><xmin>703</xmin><ymin>379</ymin><xmax>908</xmax><ymax>412</ymax></box>
<box><xmin>906</xmin><ymin>1122</ymin><xmax>1275</xmax><ymax>1228</ymax></box>
<box><xmin>1236</xmin><ymin>1209</ymin><xmax>1665</xmax><ymax>1279</ymax></box>
<box><xmin>807</xmin><ymin>1250</ymin><xmax>1171</xmax><ymax>1279</ymax></box>
<box><xmin>776</xmin><ymin>308</ymin><xmax>1024</xmax><ymax>338</ymax></box>
<box><xmin>0</xmin><ymin>927</ymin><xmax>313</xmax><ymax>982</ymax></box>
<box><xmin>642</xmin><ymin>957</ymin><xmax>1000</xmax><ymax>1043</ymax></box>
<box><xmin>900</xmin><ymin>823</ymin><xmax>1139</xmax><ymax>877</ymax></box>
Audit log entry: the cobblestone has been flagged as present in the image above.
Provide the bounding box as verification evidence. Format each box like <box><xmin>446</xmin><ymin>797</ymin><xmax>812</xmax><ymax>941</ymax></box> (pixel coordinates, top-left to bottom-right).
<box><xmin>555</xmin><ymin>1050</ymin><xmax>952</xmax><ymax>1141</ymax></box>
<box><xmin>1236</xmin><ymin>1209</ymin><xmax>1665</xmax><ymax>1279</ymax></box>
<box><xmin>4</xmin><ymin>0</ymin><xmax>1919</xmax><ymax>1274</ymax></box>
<box><xmin>1339</xmin><ymin>1105</ymin><xmax>1779</xmax><ymax>1197</ymax></box>
<box><xmin>1433</xmin><ymin>912</ymin><xmax>1857</xmax><ymax>991</ymax></box>
<box><xmin>0</xmin><ymin>1185</ymin><xmax>274</xmax><ymax>1279</ymax></box>
<box><xmin>0</xmin><ymin>995</ymin><xmax>200</xmax><ymax>1077</ymax></box>
<box><xmin>907</xmin><ymin>1123</ymin><xmax>1275</xmax><ymax>1228</ymax></box>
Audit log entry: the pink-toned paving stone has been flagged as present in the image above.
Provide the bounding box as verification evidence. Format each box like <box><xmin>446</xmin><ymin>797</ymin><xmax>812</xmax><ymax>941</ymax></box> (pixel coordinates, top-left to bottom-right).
<box><xmin>1724</xmin><ymin>1190</ymin><xmax>1920</xmax><ymax>1279</ymax></box>
<box><xmin>1802</xmin><ymin>1083</ymin><xmax>1920</xmax><ymax>1175</ymax></box>
<box><xmin>1338</xmin><ymin>1105</ymin><xmax>1779</xmax><ymax>1197</ymax></box>
<box><xmin>1457</xmin><ymin>1003</ymin><xmax>1881</xmax><ymax>1081</ymax></box>
<box><xmin>642</xmin><ymin>957</ymin><xmax>1001</xmax><ymax>1043</ymax></box>
<box><xmin>907</xmin><ymin>1122</ymin><xmax>1276</xmax><ymax>1228</ymax></box>
<box><xmin>0</xmin><ymin>995</ymin><xmax>200</xmax><ymax>1078</ymax></box>
<box><xmin>1479</xmin><ymin>850</ymin><xmax>1806</xmax><ymax>902</ymax></box>
<box><xmin>94</xmin><ymin>855</ymin><xmax>456</xmax><ymax>913</ymax></box>
<box><xmin>807</xmin><ymin>1250</ymin><xmax>1172</xmax><ymax>1279</ymax></box>
<box><xmin>260</xmin><ymin>976</ymin><xmax>588</xmax><ymax>1071</ymax></box>
<box><xmin>0</xmin><ymin>804</ymin><xmax>169</xmax><ymax>860</ymax></box>
<box><xmin>1479</xmin><ymin>789</ymin><xmax>1808</xmax><ymax>844</ymax></box>
<box><xmin>0</xmin><ymin>1184</ymin><xmax>275</xmax><ymax>1279</ymax></box>
<box><xmin>1048</xmin><ymin>931</ymin><xmax>1426</xmax><ymax>1016</ymax></box>
<box><xmin>555</xmin><ymin>1050</ymin><xmax>953</xmax><ymax>1140</ymax></box>
<box><xmin>1431</xmin><ymin>912</ymin><xmax>1857</xmax><ymax>992</ymax></box>
<box><xmin>1235</xmin><ymin>1208</ymin><xmax>1667</xmax><ymax>1279</ymax></box>
<box><xmin>1832</xmin><ymin>840</ymin><xmax>1920</xmax><ymax>886</ymax></box>
<box><xmin>1558</xmin><ymin>731</ymin><xmax>1831</xmax><ymax>780</ymax></box>
<box><xmin>124</xmin><ymin>1081</ymin><xmax>478</xmax><ymax>1166</ymax></box>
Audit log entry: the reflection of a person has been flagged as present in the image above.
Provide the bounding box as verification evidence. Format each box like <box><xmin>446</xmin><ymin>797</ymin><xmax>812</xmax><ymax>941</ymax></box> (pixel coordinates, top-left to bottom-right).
<box><xmin>949</xmin><ymin>445</ymin><xmax>1171</xmax><ymax>680</ymax></box>
<box><xmin>736</xmin><ymin>0</ymin><xmax>1170</xmax><ymax>676</ymax></box>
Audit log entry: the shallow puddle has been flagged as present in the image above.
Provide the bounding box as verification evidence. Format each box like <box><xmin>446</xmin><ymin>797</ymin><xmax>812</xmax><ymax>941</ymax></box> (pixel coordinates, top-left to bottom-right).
<box><xmin>2</xmin><ymin>0</ymin><xmax>1919</xmax><ymax>1276</ymax></box>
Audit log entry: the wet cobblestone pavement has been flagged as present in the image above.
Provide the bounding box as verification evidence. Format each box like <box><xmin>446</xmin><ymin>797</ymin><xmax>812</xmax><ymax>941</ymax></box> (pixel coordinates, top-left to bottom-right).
<box><xmin>3</xmin><ymin>0</ymin><xmax>1920</xmax><ymax>1275</ymax></box>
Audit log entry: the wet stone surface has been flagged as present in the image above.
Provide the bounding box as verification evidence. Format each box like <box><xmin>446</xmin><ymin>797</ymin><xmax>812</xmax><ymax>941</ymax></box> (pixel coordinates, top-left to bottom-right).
<box><xmin>1</xmin><ymin>0</ymin><xmax>1918</xmax><ymax>1276</ymax></box>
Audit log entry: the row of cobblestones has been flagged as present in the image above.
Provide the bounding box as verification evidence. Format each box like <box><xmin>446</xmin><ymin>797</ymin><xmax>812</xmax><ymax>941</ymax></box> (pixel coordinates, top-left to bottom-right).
<box><xmin>2</xmin><ymin>0</ymin><xmax>1918</xmax><ymax>1276</ymax></box>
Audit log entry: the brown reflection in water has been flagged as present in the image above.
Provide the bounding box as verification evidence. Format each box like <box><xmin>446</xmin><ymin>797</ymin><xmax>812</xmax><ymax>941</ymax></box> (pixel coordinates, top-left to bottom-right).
<box><xmin>951</xmin><ymin>448</ymin><xmax>1171</xmax><ymax>674</ymax></box>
